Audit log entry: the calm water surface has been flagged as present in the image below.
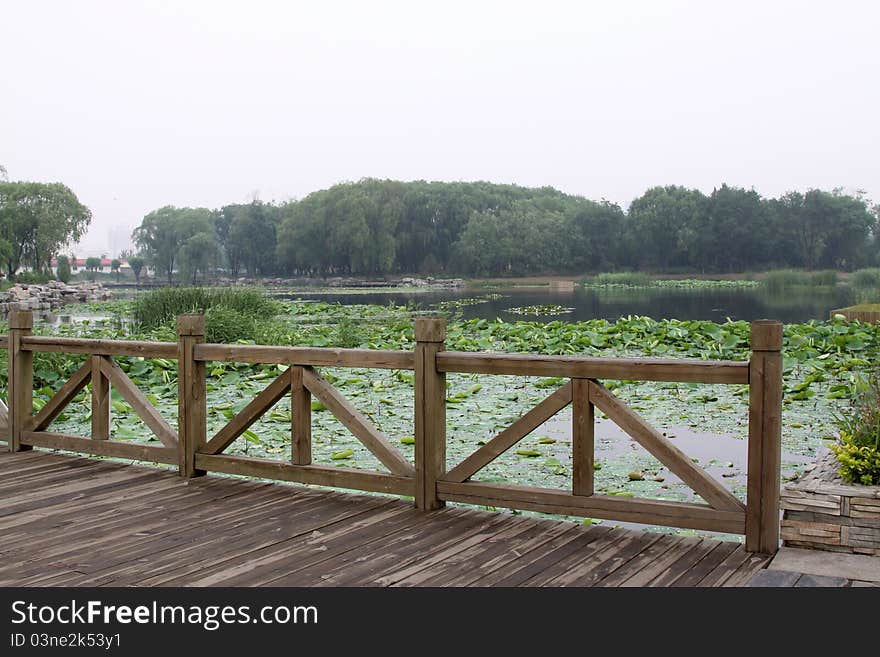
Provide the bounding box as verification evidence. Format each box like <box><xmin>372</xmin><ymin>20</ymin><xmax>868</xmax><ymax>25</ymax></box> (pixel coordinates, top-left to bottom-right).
<box><xmin>276</xmin><ymin>285</ymin><xmax>856</xmax><ymax>324</ymax></box>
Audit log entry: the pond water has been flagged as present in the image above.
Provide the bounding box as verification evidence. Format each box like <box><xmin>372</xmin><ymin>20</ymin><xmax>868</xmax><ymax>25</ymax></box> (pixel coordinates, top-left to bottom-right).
<box><xmin>274</xmin><ymin>285</ymin><xmax>857</xmax><ymax>324</ymax></box>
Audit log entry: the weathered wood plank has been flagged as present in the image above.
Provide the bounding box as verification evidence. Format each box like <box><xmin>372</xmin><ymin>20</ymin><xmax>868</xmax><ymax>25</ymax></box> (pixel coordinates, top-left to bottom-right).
<box><xmin>100</xmin><ymin>357</ymin><xmax>178</xmax><ymax>449</ymax></box>
<box><xmin>572</xmin><ymin>378</ymin><xmax>593</xmax><ymax>496</ymax></box>
<box><xmin>303</xmin><ymin>367</ymin><xmax>415</xmax><ymax>477</ymax></box>
<box><xmin>589</xmin><ymin>380</ymin><xmax>744</xmax><ymax>512</ymax></box>
<box><xmin>178</xmin><ymin>315</ymin><xmax>206</xmax><ymax>477</ymax></box>
<box><xmin>195</xmin><ymin>344</ymin><xmax>414</xmax><ymax>370</ymax></box>
<box><xmin>20</xmin><ymin>432</ymin><xmax>178</xmax><ymax>464</ymax></box>
<box><xmin>414</xmin><ymin>317</ymin><xmax>446</xmax><ymax>510</ymax></box>
<box><xmin>443</xmin><ymin>382</ymin><xmax>572</xmax><ymax>484</ymax></box>
<box><xmin>9</xmin><ymin>311</ymin><xmax>33</xmax><ymax>452</ymax></box>
<box><xmin>195</xmin><ymin>453</ymin><xmax>414</xmax><ymax>496</ymax></box>
<box><xmin>745</xmin><ymin>320</ymin><xmax>783</xmax><ymax>554</ymax></box>
<box><xmin>202</xmin><ymin>369</ymin><xmax>291</xmax><ymax>455</ymax></box>
<box><xmin>436</xmin><ymin>351</ymin><xmax>749</xmax><ymax>384</ymax></box>
<box><xmin>21</xmin><ymin>336</ymin><xmax>178</xmax><ymax>359</ymax></box>
<box><xmin>26</xmin><ymin>360</ymin><xmax>92</xmax><ymax>432</ymax></box>
<box><xmin>437</xmin><ymin>480</ymin><xmax>745</xmax><ymax>533</ymax></box>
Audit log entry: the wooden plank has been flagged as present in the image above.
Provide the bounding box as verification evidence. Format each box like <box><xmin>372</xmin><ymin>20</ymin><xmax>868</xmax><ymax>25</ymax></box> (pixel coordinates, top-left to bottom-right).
<box><xmin>695</xmin><ymin>545</ymin><xmax>753</xmax><ymax>587</ymax></box>
<box><xmin>589</xmin><ymin>380</ymin><xmax>744</xmax><ymax>512</ymax></box>
<box><xmin>303</xmin><ymin>367</ymin><xmax>415</xmax><ymax>477</ymax></box>
<box><xmin>514</xmin><ymin>528</ymin><xmax>630</xmax><ymax>587</ymax></box>
<box><xmin>670</xmin><ymin>540</ymin><xmax>740</xmax><ymax>586</ymax></box>
<box><xmin>648</xmin><ymin>540</ymin><xmax>721</xmax><ymax>586</ymax></box>
<box><xmin>318</xmin><ymin>509</ymin><xmax>502</xmax><ymax>586</ymax></box>
<box><xmin>21</xmin><ymin>432</ymin><xmax>178</xmax><ymax>464</ymax></box>
<box><xmin>593</xmin><ymin>534</ymin><xmax>688</xmax><ymax>587</ymax></box>
<box><xmin>391</xmin><ymin>517</ymin><xmax>539</xmax><ymax>586</ymax></box>
<box><xmin>195</xmin><ymin>344</ymin><xmax>414</xmax><ymax>370</ymax></box>
<box><xmin>195</xmin><ymin>453</ymin><xmax>414</xmax><ymax>496</ymax></box>
<box><xmin>745</xmin><ymin>320</ymin><xmax>783</xmax><ymax>554</ymax></box>
<box><xmin>472</xmin><ymin>525</ymin><xmax>601</xmax><ymax>587</ymax></box>
<box><xmin>178</xmin><ymin>315</ymin><xmax>206</xmax><ymax>477</ymax></box>
<box><xmin>414</xmin><ymin>317</ymin><xmax>446</xmax><ymax>510</ymax></box>
<box><xmin>9</xmin><ymin>310</ymin><xmax>33</xmax><ymax>452</ymax></box>
<box><xmin>26</xmin><ymin>360</ymin><xmax>92</xmax><ymax>432</ymax></box>
<box><xmin>21</xmin><ymin>336</ymin><xmax>177</xmax><ymax>358</ymax></box>
<box><xmin>554</xmin><ymin>531</ymin><xmax>666</xmax><ymax>587</ymax></box>
<box><xmin>202</xmin><ymin>369</ymin><xmax>291</xmax><ymax>455</ymax></box>
<box><xmin>444</xmin><ymin>382</ymin><xmax>572</xmax><ymax>484</ymax></box>
<box><xmin>572</xmin><ymin>378</ymin><xmax>593</xmax><ymax>496</ymax></box>
<box><xmin>91</xmin><ymin>355</ymin><xmax>110</xmax><ymax>440</ymax></box>
<box><xmin>100</xmin><ymin>357</ymin><xmax>178</xmax><ymax>449</ymax></box>
<box><xmin>290</xmin><ymin>366</ymin><xmax>311</xmax><ymax>465</ymax></box>
<box><xmin>0</xmin><ymin>398</ymin><xmax>8</xmax><ymax>426</ymax></box>
<box><xmin>437</xmin><ymin>480</ymin><xmax>746</xmax><ymax>534</ymax></box>
<box><xmin>0</xmin><ymin>335</ymin><xmax>7</xmax><ymax>349</ymax></box>
<box><xmin>436</xmin><ymin>351</ymin><xmax>749</xmax><ymax>384</ymax></box>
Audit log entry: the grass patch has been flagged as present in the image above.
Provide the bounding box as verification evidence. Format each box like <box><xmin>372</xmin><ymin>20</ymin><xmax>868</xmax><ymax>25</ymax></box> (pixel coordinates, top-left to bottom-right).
<box><xmin>851</xmin><ymin>268</ymin><xmax>880</xmax><ymax>289</ymax></box>
<box><xmin>132</xmin><ymin>287</ymin><xmax>280</xmax><ymax>332</ymax></box>
<box><xmin>588</xmin><ymin>272</ymin><xmax>651</xmax><ymax>287</ymax></box>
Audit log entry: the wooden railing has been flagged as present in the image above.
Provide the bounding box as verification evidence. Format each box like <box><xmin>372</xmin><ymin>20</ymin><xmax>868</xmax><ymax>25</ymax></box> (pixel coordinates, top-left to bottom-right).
<box><xmin>1</xmin><ymin>310</ymin><xmax>784</xmax><ymax>554</ymax></box>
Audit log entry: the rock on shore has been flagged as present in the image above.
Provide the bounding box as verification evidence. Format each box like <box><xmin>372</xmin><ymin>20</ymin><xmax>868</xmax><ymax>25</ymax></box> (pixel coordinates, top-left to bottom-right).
<box><xmin>0</xmin><ymin>281</ymin><xmax>112</xmax><ymax>315</ymax></box>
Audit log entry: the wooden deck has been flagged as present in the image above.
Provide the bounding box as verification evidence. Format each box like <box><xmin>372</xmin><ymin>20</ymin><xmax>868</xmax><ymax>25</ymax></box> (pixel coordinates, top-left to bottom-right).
<box><xmin>0</xmin><ymin>450</ymin><xmax>772</xmax><ymax>587</ymax></box>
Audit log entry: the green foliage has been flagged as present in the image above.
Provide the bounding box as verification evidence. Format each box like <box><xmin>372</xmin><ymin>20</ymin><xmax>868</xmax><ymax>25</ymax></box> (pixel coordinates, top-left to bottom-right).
<box><xmin>332</xmin><ymin>317</ymin><xmax>361</xmax><ymax>348</ymax></box>
<box><xmin>831</xmin><ymin>367</ymin><xmax>880</xmax><ymax>485</ymax></box>
<box><xmin>0</xmin><ymin>181</ymin><xmax>91</xmax><ymax>280</ymax></box>
<box><xmin>15</xmin><ymin>271</ymin><xmax>53</xmax><ymax>284</ymax></box>
<box><xmin>56</xmin><ymin>255</ymin><xmax>71</xmax><ymax>283</ymax></box>
<box><xmin>831</xmin><ymin>437</ymin><xmax>880</xmax><ymax>485</ymax></box>
<box><xmin>851</xmin><ymin>268</ymin><xmax>880</xmax><ymax>289</ymax></box>
<box><xmin>132</xmin><ymin>287</ymin><xmax>279</xmax><ymax>330</ymax></box>
<box><xmin>128</xmin><ymin>256</ymin><xmax>146</xmax><ymax>283</ymax></box>
<box><xmin>809</xmin><ymin>270</ymin><xmax>838</xmax><ymax>286</ymax></box>
<box><xmin>761</xmin><ymin>269</ymin><xmax>811</xmax><ymax>293</ymax></box>
<box><xmin>204</xmin><ymin>305</ymin><xmax>257</xmax><ymax>343</ymax></box>
<box><xmin>127</xmin><ymin>180</ymin><xmax>877</xmax><ymax>278</ymax></box>
<box><xmin>84</xmin><ymin>257</ymin><xmax>101</xmax><ymax>271</ymax></box>
<box><xmin>590</xmin><ymin>272</ymin><xmax>651</xmax><ymax>287</ymax></box>
<box><xmin>133</xmin><ymin>206</ymin><xmax>215</xmax><ymax>284</ymax></box>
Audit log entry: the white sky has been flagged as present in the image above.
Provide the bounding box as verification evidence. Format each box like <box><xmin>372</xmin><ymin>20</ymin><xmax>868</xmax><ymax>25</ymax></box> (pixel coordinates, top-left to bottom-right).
<box><xmin>1</xmin><ymin>0</ymin><xmax>878</xmax><ymax>256</ymax></box>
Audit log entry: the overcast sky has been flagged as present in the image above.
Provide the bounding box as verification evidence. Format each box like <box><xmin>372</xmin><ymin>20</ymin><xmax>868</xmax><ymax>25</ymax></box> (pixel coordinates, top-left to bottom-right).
<box><xmin>1</xmin><ymin>0</ymin><xmax>878</xmax><ymax>256</ymax></box>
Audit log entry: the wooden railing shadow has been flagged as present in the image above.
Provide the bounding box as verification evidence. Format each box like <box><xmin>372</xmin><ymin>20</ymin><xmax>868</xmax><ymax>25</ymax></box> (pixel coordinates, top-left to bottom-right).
<box><xmin>2</xmin><ymin>310</ymin><xmax>783</xmax><ymax>554</ymax></box>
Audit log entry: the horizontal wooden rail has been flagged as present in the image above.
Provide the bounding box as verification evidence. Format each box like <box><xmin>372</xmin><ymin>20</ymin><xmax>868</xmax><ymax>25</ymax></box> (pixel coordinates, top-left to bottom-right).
<box><xmin>436</xmin><ymin>352</ymin><xmax>749</xmax><ymax>384</ymax></box>
<box><xmin>437</xmin><ymin>480</ymin><xmax>746</xmax><ymax>534</ymax></box>
<box><xmin>195</xmin><ymin>453</ymin><xmax>415</xmax><ymax>496</ymax></box>
<box><xmin>21</xmin><ymin>336</ymin><xmax>178</xmax><ymax>358</ymax></box>
<box><xmin>195</xmin><ymin>344</ymin><xmax>414</xmax><ymax>369</ymax></box>
<box><xmin>0</xmin><ymin>335</ymin><xmax>7</xmax><ymax>349</ymax></box>
<box><xmin>21</xmin><ymin>431</ymin><xmax>178</xmax><ymax>465</ymax></box>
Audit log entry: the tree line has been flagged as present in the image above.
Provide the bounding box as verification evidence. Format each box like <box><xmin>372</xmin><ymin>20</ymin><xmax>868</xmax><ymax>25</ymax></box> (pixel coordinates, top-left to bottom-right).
<box><xmin>132</xmin><ymin>180</ymin><xmax>878</xmax><ymax>279</ymax></box>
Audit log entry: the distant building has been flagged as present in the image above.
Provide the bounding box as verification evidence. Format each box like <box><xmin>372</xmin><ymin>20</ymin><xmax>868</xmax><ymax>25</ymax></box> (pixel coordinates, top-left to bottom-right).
<box><xmin>50</xmin><ymin>257</ymin><xmax>130</xmax><ymax>275</ymax></box>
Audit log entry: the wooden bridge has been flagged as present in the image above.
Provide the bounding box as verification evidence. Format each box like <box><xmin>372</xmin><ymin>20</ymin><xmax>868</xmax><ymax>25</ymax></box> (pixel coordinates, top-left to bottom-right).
<box><xmin>0</xmin><ymin>310</ymin><xmax>784</xmax><ymax>586</ymax></box>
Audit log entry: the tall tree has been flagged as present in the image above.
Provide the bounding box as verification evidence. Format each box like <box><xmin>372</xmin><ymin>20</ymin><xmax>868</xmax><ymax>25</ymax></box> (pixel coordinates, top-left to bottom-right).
<box><xmin>0</xmin><ymin>181</ymin><xmax>91</xmax><ymax>280</ymax></box>
<box><xmin>128</xmin><ymin>256</ymin><xmax>146</xmax><ymax>284</ymax></box>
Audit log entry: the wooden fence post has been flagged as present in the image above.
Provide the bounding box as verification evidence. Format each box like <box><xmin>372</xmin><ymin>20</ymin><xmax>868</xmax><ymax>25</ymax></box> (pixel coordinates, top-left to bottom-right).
<box><xmin>745</xmin><ymin>320</ymin><xmax>783</xmax><ymax>553</ymax></box>
<box><xmin>178</xmin><ymin>314</ymin><xmax>206</xmax><ymax>478</ymax></box>
<box><xmin>414</xmin><ymin>316</ymin><xmax>446</xmax><ymax>510</ymax></box>
<box><xmin>8</xmin><ymin>310</ymin><xmax>33</xmax><ymax>452</ymax></box>
<box><xmin>290</xmin><ymin>366</ymin><xmax>311</xmax><ymax>465</ymax></box>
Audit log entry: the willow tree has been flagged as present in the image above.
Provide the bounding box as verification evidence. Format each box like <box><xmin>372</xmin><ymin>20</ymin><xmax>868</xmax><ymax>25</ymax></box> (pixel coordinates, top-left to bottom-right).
<box><xmin>0</xmin><ymin>181</ymin><xmax>92</xmax><ymax>279</ymax></box>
